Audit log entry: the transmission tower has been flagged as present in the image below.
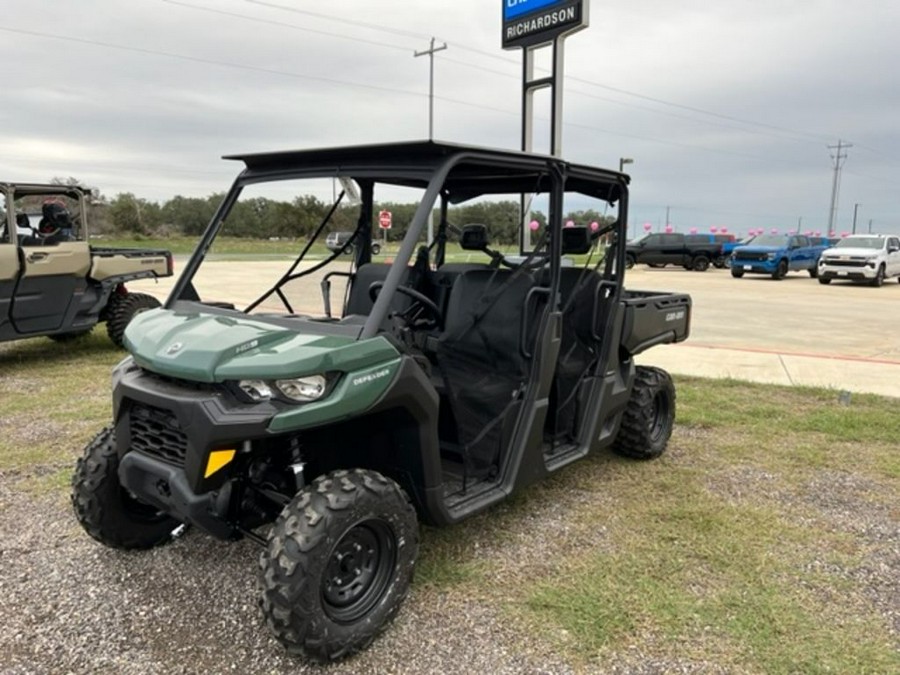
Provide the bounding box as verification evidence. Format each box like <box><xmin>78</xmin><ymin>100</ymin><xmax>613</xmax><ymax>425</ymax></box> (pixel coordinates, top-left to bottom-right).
<box><xmin>827</xmin><ymin>140</ymin><xmax>851</xmax><ymax>234</ymax></box>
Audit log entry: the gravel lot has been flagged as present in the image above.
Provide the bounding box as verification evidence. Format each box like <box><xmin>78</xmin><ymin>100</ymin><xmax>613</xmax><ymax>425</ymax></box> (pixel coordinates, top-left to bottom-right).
<box><xmin>1</xmin><ymin>427</ymin><xmax>896</xmax><ymax>674</ymax></box>
<box><xmin>1</xmin><ymin>263</ymin><xmax>897</xmax><ymax>673</ymax></box>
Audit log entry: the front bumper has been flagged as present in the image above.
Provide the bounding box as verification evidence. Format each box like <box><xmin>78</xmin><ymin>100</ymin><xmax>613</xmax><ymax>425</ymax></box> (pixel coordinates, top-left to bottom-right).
<box><xmin>818</xmin><ymin>260</ymin><xmax>879</xmax><ymax>280</ymax></box>
<box><xmin>731</xmin><ymin>259</ymin><xmax>777</xmax><ymax>274</ymax></box>
<box><xmin>113</xmin><ymin>362</ymin><xmax>279</xmax><ymax>496</ymax></box>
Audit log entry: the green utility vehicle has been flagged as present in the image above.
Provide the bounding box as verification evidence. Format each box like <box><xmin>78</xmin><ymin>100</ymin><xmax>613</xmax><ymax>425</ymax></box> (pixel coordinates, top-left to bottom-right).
<box><xmin>72</xmin><ymin>142</ymin><xmax>691</xmax><ymax>662</ymax></box>
<box><xmin>0</xmin><ymin>183</ymin><xmax>173</xmax><ymax>346</ymax></box>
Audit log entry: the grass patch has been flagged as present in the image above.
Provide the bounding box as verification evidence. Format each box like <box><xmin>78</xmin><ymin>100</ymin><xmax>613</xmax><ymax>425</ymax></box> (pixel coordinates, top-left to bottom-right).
<box><xmin>0</xmin><ymin>345</ymin><xmax>897</xmax><ymax>671</ymax></box>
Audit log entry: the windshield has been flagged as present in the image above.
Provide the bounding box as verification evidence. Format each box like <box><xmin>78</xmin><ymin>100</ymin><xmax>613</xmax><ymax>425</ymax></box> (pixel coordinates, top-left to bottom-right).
<box><xmin>170</xmin><ymin>145</ymin><xmax>627</xmax><ymax>343</ymax></box>
<box><xmin>835</xmin><ymin>237</ymin><xmax>883</xmax><ymax>250</ymax></box>
<box><xmin>746</xmin><ymin>234</ymin><xmax>788</xmax><ymax>247</ymax></box>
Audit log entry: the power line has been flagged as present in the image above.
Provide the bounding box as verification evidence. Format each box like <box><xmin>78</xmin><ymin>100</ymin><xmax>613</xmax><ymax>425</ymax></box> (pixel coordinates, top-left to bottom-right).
<box><xmin>238</xmin><ymin>0</ymin><xmax>841</xmax><ymax>146</ymax></box>
<box><xmin>161</xmin><ymin>0</ymin><xmax>410</xmax><ymax>54</ymax></box>
<box><xmin>0</xmin><ymin>24</ymin><xmax>424</xmax><ymax>99</ymax></box>
<box><xmin>0</xmin><ymin>23</ymin><xmax>824</xmax><ymax>170</ymax></box>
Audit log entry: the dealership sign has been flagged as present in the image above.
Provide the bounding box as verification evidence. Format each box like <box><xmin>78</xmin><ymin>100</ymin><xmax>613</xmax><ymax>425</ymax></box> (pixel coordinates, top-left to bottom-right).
<box><xmin>502</xmin><ymin>0</ymin><xmax>588</xmax><ymax>49</ymax></box>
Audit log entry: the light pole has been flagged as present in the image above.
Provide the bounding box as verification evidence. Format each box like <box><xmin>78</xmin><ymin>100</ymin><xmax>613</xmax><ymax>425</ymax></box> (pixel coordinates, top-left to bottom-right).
<box><xmin>619</xmin><ymin>157</ymin><xmax>633</xmax><ymax>173</ymax></box>
<box><xmin>415</xmin><ymin>37</ymin><xmax>447</xmax><ymax>245</ymax></box>
<box><xmin>852</xmin><ymin>203</ymin><xmax>861</xmax><ymax>234</ymax></box>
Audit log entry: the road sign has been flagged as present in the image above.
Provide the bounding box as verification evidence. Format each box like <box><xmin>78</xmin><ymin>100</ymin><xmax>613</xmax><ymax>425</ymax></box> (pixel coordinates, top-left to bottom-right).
<box><xmin>378</xmin><ymin>210</ymin><xmax>392</xmax><ymax>229</ymax></box>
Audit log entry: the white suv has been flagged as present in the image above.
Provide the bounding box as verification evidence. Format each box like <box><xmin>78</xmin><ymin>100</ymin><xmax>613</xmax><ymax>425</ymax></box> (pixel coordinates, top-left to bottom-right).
<box><xmin>818</xmin><ymin>234</ymin><xmax>900</xmax><ymax>287</ymax></box>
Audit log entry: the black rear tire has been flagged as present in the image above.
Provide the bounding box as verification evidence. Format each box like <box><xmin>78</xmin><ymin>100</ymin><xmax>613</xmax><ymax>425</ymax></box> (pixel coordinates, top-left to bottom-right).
<box><xmin>259</xmin><ymin>469</ymin><xmax>418</xmax><ymax>663</ymax></box>
<box><xmin>691</xmin><ymin>256</ymin><xmax>710</xmax><ymax>272</ymax></box>
<box><xmin>72</xmin><ymin>427</ymin><xmax>179</xmax><ymax>549</ymax></box>
<box><xmin>371</xmin><ymin>242</ymin><xmax>382</xmax><ymax>255</ymax></box>
<box><xmin>106</xmin><ymin>292</ymin><xmax>161</xmax><ymax>347</ymax></box>
<box><xmin>613</xmin><ymin>366</ymin><xmax>676</xmax><ymax>460</ymax></box>
<box><xmin>625</xmin><ymin>255</ymin><xmax>635</xmax><ymax>269</ymax></box>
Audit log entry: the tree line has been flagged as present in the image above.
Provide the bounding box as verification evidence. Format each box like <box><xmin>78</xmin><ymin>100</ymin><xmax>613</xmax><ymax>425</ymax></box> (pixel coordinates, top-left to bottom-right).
<box><xmin>78</xmin><ymin>185</ymin><xmax>612</xmax><ymax>246</ymax></box>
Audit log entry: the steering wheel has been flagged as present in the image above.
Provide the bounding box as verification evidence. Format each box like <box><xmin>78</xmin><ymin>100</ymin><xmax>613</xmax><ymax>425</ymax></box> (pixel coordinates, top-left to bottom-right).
<box><xmin>368</xmin><ymin>281</ymin><xmax>443</xmax><ymax>329</ymax></box>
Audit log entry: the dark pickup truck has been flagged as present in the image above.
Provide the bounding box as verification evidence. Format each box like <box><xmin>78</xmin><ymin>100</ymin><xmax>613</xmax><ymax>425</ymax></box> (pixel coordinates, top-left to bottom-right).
<box><xmin>625</xmin><ymin>232</ymin><xmax>722</xmax><ymax>271</ymax></box>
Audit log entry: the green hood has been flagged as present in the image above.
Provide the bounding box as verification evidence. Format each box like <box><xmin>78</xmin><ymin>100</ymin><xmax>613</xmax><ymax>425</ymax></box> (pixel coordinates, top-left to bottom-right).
<box><xmin>124</xmin><ymin>308</ymin><xmax>398</xmax><ymax>382</ymax></box>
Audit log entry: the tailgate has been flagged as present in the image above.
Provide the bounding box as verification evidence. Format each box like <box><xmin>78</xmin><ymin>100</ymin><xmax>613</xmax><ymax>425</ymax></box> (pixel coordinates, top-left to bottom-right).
<box><xmin>620</xmin><ymin>290</ymin><xmax>691</xmax><ymax>355</ymax></box>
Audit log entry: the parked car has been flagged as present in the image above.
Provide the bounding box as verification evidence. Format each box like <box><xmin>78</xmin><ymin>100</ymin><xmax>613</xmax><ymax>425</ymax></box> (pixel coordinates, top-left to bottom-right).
<box><xmin>730</xmin><ymin>234</ymin><xmax>827</xmax><ymax>280</ymax></box>
<box><xmin>325</xmin><ymin>230</ymin><xmax>381</xmax><ymax>256</ymax></box>
<box><xmin>817</xmin><ymin>234</ymin><xmax>900</xmax><ymax>286</ymax></box>
<box><xmin>625</xmin><ymin>232</ymin><xmax>722</xmax><ymax>271</ymax></box>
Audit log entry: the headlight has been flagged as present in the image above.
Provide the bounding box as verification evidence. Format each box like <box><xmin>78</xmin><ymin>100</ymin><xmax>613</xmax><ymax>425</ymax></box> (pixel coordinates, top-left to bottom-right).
<box><xmin>276</xmin><ymin>375</ymin><xmax>327</xmax><ymax>402</ymax></box>
<box><xmin>766</xmin><ymin>252</ymin><xmax>776</xmax><ymax>260</ymax></box>
<box><xmin>239</xmin><ymin>379</ymin><xmax>273</xmax><ymax>401</ymax></box>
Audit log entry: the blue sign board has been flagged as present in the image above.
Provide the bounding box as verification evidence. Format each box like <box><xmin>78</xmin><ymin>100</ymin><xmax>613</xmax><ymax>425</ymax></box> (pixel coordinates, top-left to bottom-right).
<box><xmin>504</xmin><ymin>0</ymin><xmax>567</xmax><ymax>21</ymax></box>
<box><xmin>501</xmin><ymin>0</ymin><xmax>587</xmax><ymax>49</ymax></box>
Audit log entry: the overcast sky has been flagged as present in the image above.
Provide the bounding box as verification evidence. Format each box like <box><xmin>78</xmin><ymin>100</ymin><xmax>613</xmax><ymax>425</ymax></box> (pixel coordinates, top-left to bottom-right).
<box><xmin>2</xmin><ymin>0</ymin><xmax>898</xmax><ymax>236</ymax></box>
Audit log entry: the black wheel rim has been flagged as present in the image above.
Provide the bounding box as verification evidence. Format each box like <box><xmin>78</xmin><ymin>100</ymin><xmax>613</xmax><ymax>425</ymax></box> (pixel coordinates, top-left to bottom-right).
<box><xmin>322</xmin><ymin>519</ymin><xmax>396</xmax><ymax>624</ymax></box>
<box><xmin>648</xmin><ymin>391</ymin><xmax>671</xmax><ymax>444</ymax></box>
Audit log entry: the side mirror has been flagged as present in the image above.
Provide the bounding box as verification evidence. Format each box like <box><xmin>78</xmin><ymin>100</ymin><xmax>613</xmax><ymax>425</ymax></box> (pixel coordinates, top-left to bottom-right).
<box><xmin>460</xmin><ymin>224</ymin><xmax>489</xmax><ymax>251</ymax></box>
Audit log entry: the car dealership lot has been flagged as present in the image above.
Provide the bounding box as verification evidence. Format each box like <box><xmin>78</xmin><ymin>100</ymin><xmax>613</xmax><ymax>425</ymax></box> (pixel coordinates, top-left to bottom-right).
<box><xmin>131</xmin><ymin>259</ymin><xmax>900</xmax><ymax>397</ymax></box>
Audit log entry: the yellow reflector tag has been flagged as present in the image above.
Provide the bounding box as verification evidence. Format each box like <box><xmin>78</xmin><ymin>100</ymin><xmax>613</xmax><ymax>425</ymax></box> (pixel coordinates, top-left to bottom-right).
<box><xmin>204</xmin><ymin>449</ymin><xmax>236</xmax><ymax>478</ymax></box>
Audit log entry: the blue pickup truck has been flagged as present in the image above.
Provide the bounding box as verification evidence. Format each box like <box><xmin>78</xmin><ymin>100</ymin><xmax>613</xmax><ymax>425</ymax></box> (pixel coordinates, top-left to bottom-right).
<box><xmin>730</xmin><ymin>234</ymin><xmax>827</xmax><ymax>280</ymax></box>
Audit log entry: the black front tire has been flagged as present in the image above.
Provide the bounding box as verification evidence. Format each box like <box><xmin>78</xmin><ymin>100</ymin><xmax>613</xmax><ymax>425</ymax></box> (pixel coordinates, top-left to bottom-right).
<box><xmin>371</xmin><ymin>242</ymin><xmax>382</xmax><ymax>256</ymax></box>
<box><xmin>731</xmin><ymin>267</ymin><xmax>744</xmax><ymax>278</ymax></box>
<box><xmin>72</xmin><ymin>427</ymin><xmax>180</xmax><ymax>549</ymax></box>
<box><xmin>259</xmin><ymin>469</ymin><xmax>418</xmax><ymax>663</ymax></box>
<box><xmin>772</xmin><ymin>259</ymin><xmax>788</xmax><ymax>280</ymax></box>
<box><xmin>613</xmin><ymin>366</ymin><xmax>676</xmax><ymax>460</ymax></box>
<box><xmin>625</xmin><ymin>255</ymin><xmax>636</xmax><ymax>269</ymax></box>
<box><xmin>871</xmin><ymin>265</ymin><xmax>885</xmax><ymax>287</ymax></box>
<box><xmin>818</xmin><ymin>277</ymin><xmax>832</xmax><ymax>285</ymax></box>
<box><xmin>106</xmin><ymin>292</ymin><xmax>161</xmax><ymax>347</ymax></box>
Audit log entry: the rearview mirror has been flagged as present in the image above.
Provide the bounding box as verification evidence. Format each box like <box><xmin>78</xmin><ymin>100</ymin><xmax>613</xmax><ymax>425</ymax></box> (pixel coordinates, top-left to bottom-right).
<box><xmin>561</xmin><ymin>226</ymin><xmax>591</xmax><ymax>254</ymax></box>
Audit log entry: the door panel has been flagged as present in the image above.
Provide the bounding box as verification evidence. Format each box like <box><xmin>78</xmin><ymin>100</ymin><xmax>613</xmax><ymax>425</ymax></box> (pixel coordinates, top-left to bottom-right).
<box><xmin>0</xmin><ymin>243</ymin><xmax>21</xmax><ymax>335</ymax></box>
<box><xmin>11</xmin><ymin>242</ymin><xmax>91</xmax><ymax>334</ymax></box>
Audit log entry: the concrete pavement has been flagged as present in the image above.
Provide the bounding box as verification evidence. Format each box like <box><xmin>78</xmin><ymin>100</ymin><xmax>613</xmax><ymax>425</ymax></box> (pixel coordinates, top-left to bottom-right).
<box><xmin>635</xmin><ymin>342</ymin><xmax>900</xmax><ymax>398</ymax></box>
<box><xmin>131</xmin><ymin>260</ymin><xmax>900</xmax><ymax>399</ymax></box>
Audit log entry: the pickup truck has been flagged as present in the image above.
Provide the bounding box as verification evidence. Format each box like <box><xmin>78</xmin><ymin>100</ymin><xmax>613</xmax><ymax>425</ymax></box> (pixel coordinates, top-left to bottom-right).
<box><xmin>1</xmin><ymin>182</ymin><xmax>173</xmax><ymax>346</ymax></box>
<box><xmin>625</xmin><ymin>232</ymin><xmax>721</xmax><ymax>271</ymax></box>
<box><xmin>729</xmin><ymin>234</ymin><xmax>827</xmax><ymax>280</ymax></box>
<box><xmin>817</xmin><ymin>234</ymin><xmax>900</xmax><ymax>286</ymax></box>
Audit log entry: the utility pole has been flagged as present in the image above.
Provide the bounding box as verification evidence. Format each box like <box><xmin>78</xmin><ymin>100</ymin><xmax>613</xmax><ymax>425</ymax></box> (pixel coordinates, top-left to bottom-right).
<box><xmin>797</xmin><ymin>216</ymin><xmax>802</xmax><ymax>233</ymax></box>
<box><xmin>868</xmin><ymin>218</ymin><xmax>873</xmax><ymax>233</ymax></box>
<box><xmin>414</xmin><ymin>37</ymin><xmax>447</xmax><ymax>141</ymax></box>
<box><xmin>619</xmin><ymin>157</ymin><xmax>633</xmax><ymax>173</ymax></box>
<box><xmin>415</xmin><ymin>37</ymin><xmax>447</xmax><ymax>245</ymax></box>
<box><xmin>827</xmin><ymin>140</ymin><xmax>851</xmax><ymax>234</ymax></box>
<box><xmin>852</xmin><ymin>203</ymin><xmax>861</xmax><ymax>234</ymax></box>
<box><xmin>664</xmin><ymin>205</ymin><xmax>670</xmax><ymax>232</ymax></box>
